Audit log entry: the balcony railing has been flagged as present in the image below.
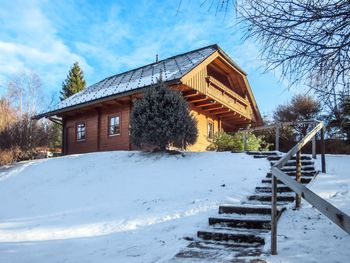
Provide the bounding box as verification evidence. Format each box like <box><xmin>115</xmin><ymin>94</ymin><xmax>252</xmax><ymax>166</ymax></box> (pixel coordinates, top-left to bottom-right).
<box><xmin>205</xmin><ymin>76</ymin><xmax>252</xmax><ymax>119</ymax></box>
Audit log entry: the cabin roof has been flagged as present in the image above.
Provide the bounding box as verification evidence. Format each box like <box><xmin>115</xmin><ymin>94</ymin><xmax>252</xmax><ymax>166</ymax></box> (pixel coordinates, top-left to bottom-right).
<box><xmin>36</xmin><ymin>44</ymin><xmax>247</xmax><ymax>119</ymax></box>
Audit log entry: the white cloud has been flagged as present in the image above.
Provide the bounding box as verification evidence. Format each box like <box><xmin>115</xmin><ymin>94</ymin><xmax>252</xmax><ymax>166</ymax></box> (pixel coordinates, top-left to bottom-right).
<box><xmin>0</xmin><ymin>0</ymin><xmax>91</xmax><ymax>95</ymax></box>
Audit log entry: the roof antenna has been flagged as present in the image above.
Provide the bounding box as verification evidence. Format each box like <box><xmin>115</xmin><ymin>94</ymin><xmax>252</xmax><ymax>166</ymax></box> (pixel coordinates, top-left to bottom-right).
<box><xmin>156</xmin><ymin>54</ymin><xmax>159</xmax><ymax>63</ymax></box>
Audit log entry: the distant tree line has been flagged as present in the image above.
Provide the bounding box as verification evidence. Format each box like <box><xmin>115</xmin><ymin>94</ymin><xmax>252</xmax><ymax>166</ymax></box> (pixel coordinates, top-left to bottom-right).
<box><xmin>0</xmin><ymin>62</ymin><xmax>86</xmax><ymax>166</ymax></box>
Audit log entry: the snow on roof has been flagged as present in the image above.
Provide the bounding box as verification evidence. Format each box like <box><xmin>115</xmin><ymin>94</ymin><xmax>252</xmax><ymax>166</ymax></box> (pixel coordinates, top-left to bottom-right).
<box><xmin>38</xmin><ymin>45</ymin><xmax>218</xmax><ymax>118</ymax></box>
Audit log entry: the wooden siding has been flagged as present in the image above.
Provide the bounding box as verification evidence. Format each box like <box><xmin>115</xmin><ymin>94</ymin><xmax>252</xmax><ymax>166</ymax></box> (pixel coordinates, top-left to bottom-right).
<box><xmin>65</xmin><ymin>111</ymin><xmax>99</xmax><ymax>154</ymax></box>
<box><xmin>99</xmin><ymin>105</ymin><xmax>130</xmax><ymax>151</ymax></box>
<box><xmin>187</xmin><ymin>105</ymin><xmax>219</xmax><ymax>152</ymax></box>
<box><xmin>64</xmin><ymin>104</ymin><xmax>130</xmax><ymax>154</ymax></box>
<box><xmin>180</xmin><ymin>51</ymin><xmax>260</xmax><ymax>125</ymax></box>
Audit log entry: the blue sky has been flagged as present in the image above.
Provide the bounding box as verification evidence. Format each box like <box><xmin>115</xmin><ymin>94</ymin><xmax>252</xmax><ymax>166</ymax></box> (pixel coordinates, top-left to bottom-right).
<box><xmin>0</xmin><ymin>0</ymin><xmax>300</xmax><ymax>116</ymax></box>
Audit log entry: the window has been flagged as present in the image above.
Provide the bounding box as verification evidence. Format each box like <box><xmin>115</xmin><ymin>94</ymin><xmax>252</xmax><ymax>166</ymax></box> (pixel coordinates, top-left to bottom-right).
<box><xmin>76</xmin><ymin>122</ymin><xmax>86</xmax><ymax>141</ymax></box>
<box><xmin>208</xmin><ymin>121</ymin><xmax>214</xmax><ymax>140</ymax></box>
<box><xmin>109</xmin><ymin>115</ymin><xmax>120</xmax><ymax>136</ymax></box>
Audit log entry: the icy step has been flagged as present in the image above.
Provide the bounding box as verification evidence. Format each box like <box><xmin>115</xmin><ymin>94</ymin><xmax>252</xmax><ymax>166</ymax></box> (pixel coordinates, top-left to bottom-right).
<box><xmin>241</xmin><ymin>200</ymin><xmax>290</xmax><ymax>207</ymax></box>
<box><xmin>270</xmin><ymin>160</ymin><xmax>314</xmax><ymax>167</ymax></box>
<box><xmin>197</xmin><ymin>230</ymin><xmax>265</xmax><ymax>244</ymax></box>
<box><xmin>266</xmin><ymin>171</ymin><xmax>316</xmax><ymax>178</ymax></box>
<box><xmin>208</xmin><ymin>216</ymin><xmax>271</xmax><ymax>230</ymax></box>
<box><xmin>219</xmin><ymin>205</ymin><xmax>272</xmax><ymax>215</ymax></box>
<box><xmin>280</xmin><ymin>165</ymin><xmax>316</xmax><ymax>172</ymax></box>
<box><xmin>210</xmin><ymin>226</ymin><xmax>270</xmax><ymax>235</ymax></box>
<box><xmin>253</xmin><ymin>155</ymin><xmax>271</xmax><ymax>159</ymax></box>
<box><xmin>248</xmin><ymin>194</ymin><xmax>295</xmax><ymax>202</ymax></box>
<box><xmin>246</xmin><ymin>151</ymin><xmax>280</xmax><ymax>156</ymax></box>
<box><xmin>175</xmin><ymin>242</ymin><xmax>265</xmax><ymax>262</ymax></box>
<box><xmin>267</xmin><ymin>155</ymin><xmax>313</xmax><ymax>161</ymax></box>
<box><xmin>218</xmin><ymin>204</ymin><xmax>284</xmax><ymax>216</ymax></box>
<box><xmin>255</xmin><ymin>186</ymin><xmax>292</xmax><ymax>193</ymax></box>
<box><xmin>262</xmin><ymin>177</ymin><xmax>312</xmax><ymax>184</ymax></box>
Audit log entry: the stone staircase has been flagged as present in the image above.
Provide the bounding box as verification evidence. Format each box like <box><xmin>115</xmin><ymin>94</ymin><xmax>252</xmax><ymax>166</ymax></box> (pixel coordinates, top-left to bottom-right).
<box><xmin>172</xmin><ymin>151</ymin><xmax>318</xmax><ymax>263</ymax></box>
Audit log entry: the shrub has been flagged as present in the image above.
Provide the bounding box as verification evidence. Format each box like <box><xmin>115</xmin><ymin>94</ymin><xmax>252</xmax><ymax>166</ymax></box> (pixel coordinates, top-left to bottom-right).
<box><xmin>208</xmin><ymin>131</ymin><xmax>271</xmax><ymax>152</ymax></box>
<box><xmin>0</xmin><ymin>147</ymin><xmax>21</xmax><ymax>166</ymax></box>
<box><xmin>130</xmin><ymin>80</ymin><xmax>198</xmax><ymax>151</ymax></box>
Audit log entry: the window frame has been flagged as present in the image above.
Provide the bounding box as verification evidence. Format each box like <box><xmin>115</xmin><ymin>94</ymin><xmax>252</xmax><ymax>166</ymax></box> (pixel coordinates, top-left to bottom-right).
<box><xmin>207</xmin><ymin>120</ymin><xmax>214</xmax><ymax>140</ymax></box>
<box><xmin>108</xmin><ymin>114</ymin><xmax>121</xmax><ymax>137</ymax></box>
<box><xmin>76</xmin><ymin>121</ymin><xmax>86</xmax><ymax>142</ymax></box>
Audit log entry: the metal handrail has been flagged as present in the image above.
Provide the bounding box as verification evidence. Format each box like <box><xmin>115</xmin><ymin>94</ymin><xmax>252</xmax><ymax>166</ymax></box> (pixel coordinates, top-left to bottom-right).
<box><xmin>270</xmin><ymin>120</ymin><xmax>350</xmax><ymax>255</ymax></box>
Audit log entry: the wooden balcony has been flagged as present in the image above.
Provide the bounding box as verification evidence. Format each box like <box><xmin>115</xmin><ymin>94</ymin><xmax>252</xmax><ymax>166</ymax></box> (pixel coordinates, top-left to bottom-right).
<box><xmin>205</xmin><ymin>76</ymin><xmax>252</xmax><ymax>119</ymax></box>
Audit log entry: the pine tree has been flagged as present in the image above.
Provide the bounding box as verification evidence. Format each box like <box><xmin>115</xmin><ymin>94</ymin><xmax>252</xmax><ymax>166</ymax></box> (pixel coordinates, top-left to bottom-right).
<box><xmin>130</xmin><ymin>80</ymin><xmax>197</xmax><ymax>151</ymax></box>
<box><xmin>60</xmin><ymin>62</ymin><xmax>86</xmax><ymax>101</ymax></box>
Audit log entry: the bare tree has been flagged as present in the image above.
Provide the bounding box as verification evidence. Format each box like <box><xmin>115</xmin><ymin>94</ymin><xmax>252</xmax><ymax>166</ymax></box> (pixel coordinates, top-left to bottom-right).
<box><xmin>7</xmin><ymin>71</ymin><xmax>44</xmax><ymax>119</ymax></box>
<box><xmin>198</xmin><ymin>0</ymin><xmax>350</xmax><ymax>114</ymax></box>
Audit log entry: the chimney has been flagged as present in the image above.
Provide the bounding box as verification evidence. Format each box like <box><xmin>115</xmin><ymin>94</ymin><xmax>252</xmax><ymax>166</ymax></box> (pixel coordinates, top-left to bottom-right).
<box><xmin>156</xmin><ymin>54</ymin><xmax>159</xmax><ymax>63</ymax></box>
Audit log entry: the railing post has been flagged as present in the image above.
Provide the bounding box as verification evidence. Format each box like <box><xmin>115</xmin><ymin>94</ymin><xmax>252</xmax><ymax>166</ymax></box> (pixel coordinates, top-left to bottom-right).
<box><xmin>312</xmin><ymin>136</ymin><xmax>316</xmax><ymax>159</ymax></box>
<box><xmin>320</xmin><ymin>127</ymin><xmax>326</xmax><ymax>173</ymax></box>
<box><xmin>271</xmin><ymin>174</ymin><xmax>278</xmax><ymax>255</ymax></box>
<box><xmin>295</xmin><ymin>150</ymin><xmax>302</xmax><ymax>208</ymax></box>
<box><xmin>275</xmin><ymin>124</ymin><xmax>280</xmax><ymax>152</ymax></box>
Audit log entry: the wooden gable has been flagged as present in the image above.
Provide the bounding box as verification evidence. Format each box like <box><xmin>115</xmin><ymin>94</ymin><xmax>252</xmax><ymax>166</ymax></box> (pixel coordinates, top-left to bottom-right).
<box><xmin>179</xmin><ymin>50</ymin><xmax>262</xmax><ymax>129</ymax></box>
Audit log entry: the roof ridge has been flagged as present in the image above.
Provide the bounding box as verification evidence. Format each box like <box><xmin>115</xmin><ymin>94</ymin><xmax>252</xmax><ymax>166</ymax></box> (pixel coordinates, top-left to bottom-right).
<box><xmin>90</xmin><ymin>44</ymin><xmax>219</xmax><ymax>88</ymax></box>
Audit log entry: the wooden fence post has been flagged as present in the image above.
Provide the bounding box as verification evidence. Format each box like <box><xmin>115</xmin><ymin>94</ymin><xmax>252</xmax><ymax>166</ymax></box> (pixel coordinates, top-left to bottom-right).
<box><xmin>312</xmin><ymin>136</ymin><xmax>316</xmax><ymax>159</ymax></box>
<box><xmin>295</xmin><ymin>150</ymin><xmax>302</xmax><ymax>208</ymax></box>
<box><xmin>321</xmin><ymin>127</ymin><xmax>326</xmax><ymax>173</ymax></box>
<box><xmin>271</xmin><ymin>175</ymin><xmax>278</xmax><ymax>255</ymax></box>
<box><xmin>275</xmin><ymin>124</ymin><xmax>280</xmax><ymax>152</ymax></box>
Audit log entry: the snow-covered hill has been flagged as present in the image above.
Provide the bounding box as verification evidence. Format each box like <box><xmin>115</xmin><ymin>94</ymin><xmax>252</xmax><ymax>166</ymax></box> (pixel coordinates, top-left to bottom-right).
<box><xmin>0</xmin><ymin>151</ymin><xmax>269</xmax><ymax>263</ymax></box>
<box><xmin>267</xmin><ymin>155</ymin><xmax>350</xmax><ymax>263</ymax></box>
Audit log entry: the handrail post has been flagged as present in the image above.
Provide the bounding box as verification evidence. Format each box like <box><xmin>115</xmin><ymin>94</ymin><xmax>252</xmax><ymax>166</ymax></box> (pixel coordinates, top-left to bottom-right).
<box><xmin>295</xmin><ymin>150</ymin><xmax>302</xmax><ymax>209</ymax></box>
<box><xmin>271</xmin><ymin>174</ymin><xmax>277</xmax><ymax>255</ymax></box>
<box><xmin>320</xmin><ymin>127</ymin><xmax>326</xmax><ymax>173</ymax></box>
<box><xmin>312</xmin><ymin>136</ymin><xmax>316</xmax><ymax>159</ymax></box>
<box><xmin>275</xmin><ymin>124</ymin><xmax>280</xmax><ymax>152</ymax></box>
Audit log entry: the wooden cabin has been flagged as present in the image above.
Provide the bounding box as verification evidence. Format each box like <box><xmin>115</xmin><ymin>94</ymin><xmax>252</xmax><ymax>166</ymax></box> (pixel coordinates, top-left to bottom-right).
<box><xmin>35</xmin><ymin>44</ymin><xmax>263</xmax><ymax>154</ymax></box>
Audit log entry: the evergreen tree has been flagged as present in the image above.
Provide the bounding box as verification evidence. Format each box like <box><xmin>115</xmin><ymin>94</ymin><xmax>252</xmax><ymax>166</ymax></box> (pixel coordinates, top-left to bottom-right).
<box><xmin>60</xmin><ymin>62</ymin><xmax>86</xmax><ymax>101</ymax></box>
<box><xmin>130</xmin><ymin>80</ymin><xmax>197</xmax><ymax>151</ymax></box>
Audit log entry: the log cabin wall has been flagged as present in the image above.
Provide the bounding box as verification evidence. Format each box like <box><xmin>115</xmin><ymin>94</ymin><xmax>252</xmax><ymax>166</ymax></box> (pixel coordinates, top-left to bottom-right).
<box><xmin>64</xmin><ymin>104</ymin><xmax>131</xmax><ymax>154</ymax></box>
<box><xmin>187</xmin><ymin>105</ymin><xmax>220</xmax><ymax>152</ymax></box>
<box><xmin>99</xmin><ymin>105</ymin><xmax>130</xmax><ymax>151</ymax></box>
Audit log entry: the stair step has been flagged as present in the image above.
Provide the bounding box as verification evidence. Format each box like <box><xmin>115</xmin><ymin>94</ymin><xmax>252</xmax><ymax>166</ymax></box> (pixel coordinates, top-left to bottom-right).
<box><xmin>208</xmin><ymin>216</ymin><xmax>271</xmax><ymax>229</ymax></box>
<box><xmin>246</xmin><ymin>151</ymin><xmax>280</xmax><ymax>156</ymax></box>
<box><xmin>253</xmin><ymin>155</ymin><xmax>270</xmax><ymax>159</ymax></box>
<box><xmin>270</xmin><ymin>161</ymin><xmax>314</xmax><ymax>167</ymax></box>
<box><xmin>281</xmin><ymin>166</ymin><xmax>315</xmax><ymax>172</ymax></box>
<box><xmin>262</xmin><ymin>177</ymin><xmax>312</xmax><ymax>184</ymax></box>
<box><xmin>248</xmin><ymin>194</ymin><xmax>295</xmax><ymax>202</ymax></box>
<box><xmin>197</xmin><ymin>230</ymin><xmax>265</xmax><ymax>244</ymax></box>
<box><xmin>266</xmin><ymin>171</ymin><xmax>316</xmax><ymax>178</ymax></box>
<box><xmin>255</xmin><ymin>186</ymin><xmax>292</xmax><ymax>193</ymax></box>
<box><xmin>242</xmin><ymin>200</ymin><xmax>291</xmax><ymax>206</ymax></box>
<box><xmin>175</xmin><ymin>242</ymin><xmax>265</xmax><ymax>261</ymax></box>
<box><xmin>267</xmin><ymin>155</ymin><xmax>313</xmax><ymax>161</ymax></box>
<box><xmin>219</xmin><ymin>205</ymin><xmax>272</xmax><ymax>215</ymax></box>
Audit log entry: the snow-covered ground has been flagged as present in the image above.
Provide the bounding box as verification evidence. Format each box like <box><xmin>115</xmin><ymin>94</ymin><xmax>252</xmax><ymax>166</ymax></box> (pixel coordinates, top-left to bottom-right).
<box><xmin>0</xmin><ymin>151</ymin><xmax>269</xmax><ymax>263</ymax></box>
<box><xmin>267</xmin><ymin>155</ymin><xmax>350</xmax><ymax>263</ymax></box>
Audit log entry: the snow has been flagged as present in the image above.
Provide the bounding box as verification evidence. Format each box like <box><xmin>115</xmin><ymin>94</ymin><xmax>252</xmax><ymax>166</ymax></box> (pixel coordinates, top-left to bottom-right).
<box><xmin>266</xmin><ymin>154</ymin><xmax>350</xmax><ymax>263</ymax></box>
<box><xmin>0</xmin><ymin>151</ymin><xmax>268</xmax><ymax>263</ymax></box>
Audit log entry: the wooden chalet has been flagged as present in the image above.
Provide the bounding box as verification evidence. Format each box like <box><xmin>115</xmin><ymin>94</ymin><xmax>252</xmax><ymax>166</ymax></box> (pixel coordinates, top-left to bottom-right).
<box><xmin>35</xmin><ymin>44</ymin><xmax>263</xmax><ymax>154</ymax></box>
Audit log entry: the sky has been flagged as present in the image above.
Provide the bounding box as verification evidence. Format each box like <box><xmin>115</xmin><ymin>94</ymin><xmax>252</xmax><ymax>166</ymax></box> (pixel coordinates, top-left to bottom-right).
<box><xmin>0</xmin><ymin>0</ymin><xmax>300</xmax><ymax>116</ymax></box>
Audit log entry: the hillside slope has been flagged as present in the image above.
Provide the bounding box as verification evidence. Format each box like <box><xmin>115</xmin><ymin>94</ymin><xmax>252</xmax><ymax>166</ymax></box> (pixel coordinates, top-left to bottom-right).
<box><xmin>0</xmin><ymin>151</ymin><xmax>269</xmax><ymax>263</ymax></box>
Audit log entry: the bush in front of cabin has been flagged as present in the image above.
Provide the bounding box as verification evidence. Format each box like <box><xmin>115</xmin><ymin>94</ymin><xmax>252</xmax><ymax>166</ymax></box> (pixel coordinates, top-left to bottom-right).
<box><xmin>208</xmin><ymin>131</ymin><xmax>270</xmax><ymax>152</ymax></box>
<box><xmin>130</xmin><ymin>80</ymin><xmax>198</xmax><ymax>151</ymax></box>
